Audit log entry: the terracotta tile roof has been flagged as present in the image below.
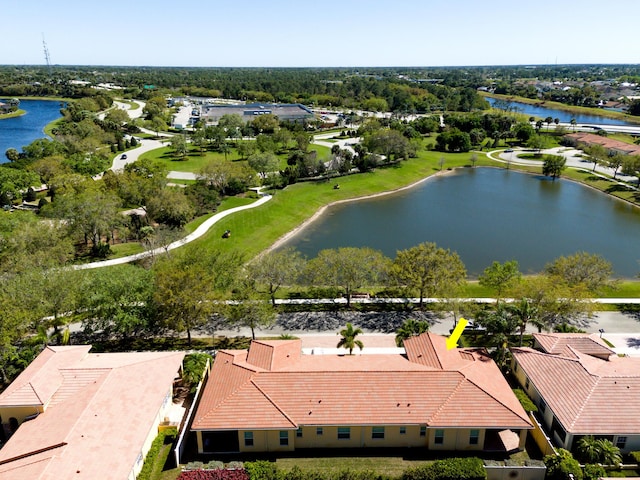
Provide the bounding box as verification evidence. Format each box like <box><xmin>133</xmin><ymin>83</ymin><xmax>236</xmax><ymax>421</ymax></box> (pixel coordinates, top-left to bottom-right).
<box><xmin>0</xmin><ymin>347</ymin><xmax>185</xmax><ymax>480</ymax></box>
<box><xmin>533</xmin><ymin>333</ymin><xmax>615</xmax><ymax>359</ymax></box>
<box><xmin>565</xmin><ymin>132</ymin><xmax>640</xmax><ymax>156</ymax></box>
<box><xmin>0</xmin><ymin>345</ymin><xmax>91</xmax><ymax>407</ymax></box>
<box><xmin>512</xmin><ymin>344</ymin><xmax>640</xmax><ymax>435</ymax></box>
<box><xmin>193</xmin><ymin>333</ymin><xmax>531</xmax><ymax>432</ymax></box>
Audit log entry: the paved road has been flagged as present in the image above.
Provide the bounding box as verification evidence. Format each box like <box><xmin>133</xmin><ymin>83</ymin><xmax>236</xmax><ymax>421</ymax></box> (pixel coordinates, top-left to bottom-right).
<box><xmin>491</xmin><ymin>146</ymin><xmax>639</xmax><ymax>186</ymax></box>
<box><xmin>203</xmin><ymin>308</ymin><xmax>640</xmax><ymax>356</ymax></box>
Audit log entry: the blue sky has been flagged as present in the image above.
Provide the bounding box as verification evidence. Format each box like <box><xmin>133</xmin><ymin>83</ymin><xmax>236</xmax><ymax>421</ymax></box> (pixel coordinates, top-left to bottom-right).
<box><xmin>3</xmin><ymin>0</ymin><xmax>639</xmax><ymax>67</ymax></box>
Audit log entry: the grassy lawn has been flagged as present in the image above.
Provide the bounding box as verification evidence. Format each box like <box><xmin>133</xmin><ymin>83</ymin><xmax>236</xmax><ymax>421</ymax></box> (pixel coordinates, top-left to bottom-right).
<box><xmin>276</xmin><ymin>456</ymin><xmax>429</xmax><ymax>478</ymax></box>
<box><xmin>181</xmin><ymin>150</ymin><xmax>497</xmax><ymax>262</ymax></box>
<box><xmin>140</xmin><ymin>146</ymin><xmax>232</xmax><ymax>173</ymax></box>
<box><xmin>109</xmin><ymin>242</ymin><xmax>145</xmax><ymax>258</ymax></box>
<box><xmin>0</xmin><ymin>109</ymin><xmax>25</xmax><ymax>119</ymax></box>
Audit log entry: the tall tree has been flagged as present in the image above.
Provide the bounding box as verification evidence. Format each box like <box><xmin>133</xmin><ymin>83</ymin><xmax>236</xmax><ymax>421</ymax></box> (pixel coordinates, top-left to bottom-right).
<box><xmin>248</xmin><ymin>247</ymin><xmax>306</xmax><ymax>306</ymax></box>
<box><xmin>337</xmin><ymin>323</ymin><xmax>364</xmax><ymax>355</ymax></box>
<box><xmin>544</xmin><ymin>252</ymin><xmax>614</xmax><ymax>294</ymax></box>
<box><xmin>476</xmin><ymin>303</ymin><xmax>520</xmax><ymax>367</ymax></box>
<box><xmin>390</xmin><ymin>242</ymin><xmax>466</xmax><ymax>310</ymax></box>
<box><xmin>306</xmin><ymin>247</ymin><xmax>389</xmax><ymax>308</ymax></box>
<box><xmin>508</xmin><ymin>297</ymin><xmax>541</xmax><ymax>346</ymax></box>
<box><xmin>478</xmin><ymin>260</ymin><xmax>522</xmax><ymax>301</ymax></box>
<box><xmin>542</xmin><ymin>154</ymin><xmax>566</xmax><ymax>180</ymax></box>
<box><xmin>80</xmin><ymin>264</ymin><xmax>155</xmax><ymax>341</ymax></box>
<box><xmin>152</xmin><ymin>249</ymin><xmax>241</xmax><ymax>346</ymax></box>
<box><xmin>225</xmin><ymin>279</ymin><xmax>276</xmax><ymax>340</ymax></box>
<box><xmin>584</xmin><ymin>144</ymin><xmax>607</xmax><ymax>172</ymax></box>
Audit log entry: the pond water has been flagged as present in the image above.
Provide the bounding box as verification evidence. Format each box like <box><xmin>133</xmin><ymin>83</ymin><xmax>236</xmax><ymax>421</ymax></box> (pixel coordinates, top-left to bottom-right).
<box><xmin>281</xmin><ymin>168</ymin><xmax>640</xmax><ymax>278</ymax></box>
<box><xmin>0</xmin><ymin>99</ymin><xmax>63</xmax><ymax>163</ymax></box>
<box><xmin>486</xmin><ymin>97</ymin><xmax>635</xmax><ymax>126</ymax></box>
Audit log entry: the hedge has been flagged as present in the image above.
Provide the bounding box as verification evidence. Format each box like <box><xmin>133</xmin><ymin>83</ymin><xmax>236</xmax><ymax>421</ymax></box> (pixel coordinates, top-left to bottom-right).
<box><xmin>401</xmin><ymin>458</ymin><xmax>486</xmax><ymax>480</ymax></box>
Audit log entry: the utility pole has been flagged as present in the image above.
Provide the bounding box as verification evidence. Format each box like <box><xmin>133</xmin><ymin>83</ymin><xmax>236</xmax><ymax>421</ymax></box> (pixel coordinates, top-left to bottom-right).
<box><xmin>42</xmin><ymin>34</ymin><xmax>52</xmax><ymax>76</ymax></box>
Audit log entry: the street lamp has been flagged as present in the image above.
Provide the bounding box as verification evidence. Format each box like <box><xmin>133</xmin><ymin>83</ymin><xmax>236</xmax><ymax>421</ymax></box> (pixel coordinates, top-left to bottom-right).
<box><xmin>599</xmin><ymin>328</ymin><xmax>605</xmax><ymax>338</ymax></box>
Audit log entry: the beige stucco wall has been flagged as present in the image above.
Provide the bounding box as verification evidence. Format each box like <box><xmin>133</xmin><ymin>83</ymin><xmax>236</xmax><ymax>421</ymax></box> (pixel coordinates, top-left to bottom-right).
<box><xmin>0</xmin><ymin>405</ymin><xmax>45</xmax><ymax>428</ymax></box>
<box><xmin>235</xmin><ymin>425</ymin><xmax>485</xmax><ymax>452</ymax></box>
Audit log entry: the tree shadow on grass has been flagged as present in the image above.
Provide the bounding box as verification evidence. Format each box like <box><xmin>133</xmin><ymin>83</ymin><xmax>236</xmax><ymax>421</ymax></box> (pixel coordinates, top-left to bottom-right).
<box><xmin>606</xmin><ymin>184</ymin><xmax>634</xmax><ymax>193</ymax></box>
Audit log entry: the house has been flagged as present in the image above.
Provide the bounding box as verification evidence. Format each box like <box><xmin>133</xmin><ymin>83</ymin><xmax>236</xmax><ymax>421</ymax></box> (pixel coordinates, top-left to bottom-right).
<box><xmin>200</xmin><ymin>103</ymin><xmax>315</xmax><ymax>125</ymax></box>
<box><xmin>191</xmin><ymin>333</ymin><xmax>532</xmax><ymax>454</ymax></box>
<box><xmin>511</xmin><ymin>333</ymin><xmax>640</xmax><ymax>454</ymax></box>
<box><xmin>564</xmin><ymin>132</ymin><xmax>640</xmax><ymax>157</ymax></box>
<box><xmin>0</xmin><ymin>345</ymin><xmax>186</xmax><ymax>480</ymax></box>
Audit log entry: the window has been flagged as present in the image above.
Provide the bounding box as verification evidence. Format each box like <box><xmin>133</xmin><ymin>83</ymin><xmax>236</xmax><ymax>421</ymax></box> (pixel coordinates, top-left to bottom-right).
<box><xmin>279</xmin><ymin>431</ymin><xmax>289</xmax><ymax>446</ymax></box>
<box><xmin>244</xmin><ymin>431</ymin><xmax>254</xmax><ymax>447</ymax></box>
<box><xmin>372</xmin><ymin>427</ymin><xmax>385</xmax><ymax>439</ymax></box>
<box><xmin>539</xmin><ymin>399</ymin><xmax>547</xmax><ymax>414</ymax></box>
<box><xmin>296</xmin><ymin>427</ymin><xmax>303</xmax><ymax>438</ymax></box>
<box><xmin>616</xmin><ymin>436</ymin><xmax>627</xmax><ymax>449</ymax></box>
<box><xmin>469</xmin><ymin>429</ymin><xmax>479</xmax><ymax>445</ymax></box>
<box><xmin>420</xmin><ymin>426</ymin><xmax>426</xmax><ymax>437</ymax></box>
<box><xmin>434</xmin><ymin>429</ymin><xmax>444</xmax><ymax>445</ymax></box>
<box><xmin>399</xmin><ymin>426</ymin><xmax>406</xmax><ymax>435</ymax></box>
<box><xmin>525</xmin><ymin>378</ymin><xmax>530</xmax><ymax>389</ymax></box>
<box><xmin>316</xmin><ymin>427</ymin><xmax>323</xmax><ymax>436</ymax></box>
<box><xmin>337</xmin><ymin>427</ymin><xmax>350</xmax><ymax>440</ymax></box>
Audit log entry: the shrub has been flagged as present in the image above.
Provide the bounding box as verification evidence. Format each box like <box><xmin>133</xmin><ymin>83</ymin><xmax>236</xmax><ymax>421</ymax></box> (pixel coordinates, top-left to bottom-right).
<box><xmin>177</xmin><ymin>469</ymin><xmax>249</xmax><ymax>480</ymax></box>
<box><xmin>513</xmin><ymin>388</ymin><xmax>538</xmax><ymax>412</ymax></box>
<box><xmin>544</xmin><ymin>449</ymin><xmax>583</xmax><ymax>480</ymax></box>
<box><xmin>631</xmin><ymin>451</ymin><xmax>640</xmax><ymax>463</ymax></box>
<box><xmin>245</xmin><ymin>461</ymin><xmax>279</xmax><ymax>480</ymax></box>
<box><xmin>136</xmin><ymin>428</ymin><xmax>177</xmax><ymax>480</ymax></box>
<box><xmin>402</xmin><ymin>457</ymin><xmax>485</xmax><ymax>480</ymax></box>
<box><xmin>583</xmin><ymin>464</ymin><xmax>606</xmax><ymax>480</ymax></box>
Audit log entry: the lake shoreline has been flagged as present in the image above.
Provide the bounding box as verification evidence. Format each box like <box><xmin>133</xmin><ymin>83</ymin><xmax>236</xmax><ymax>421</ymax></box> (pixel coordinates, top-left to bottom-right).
<box><xmin>265</xmin><ymin>168</ymin><xmax>458</xmax><ymax>254</ymax></box>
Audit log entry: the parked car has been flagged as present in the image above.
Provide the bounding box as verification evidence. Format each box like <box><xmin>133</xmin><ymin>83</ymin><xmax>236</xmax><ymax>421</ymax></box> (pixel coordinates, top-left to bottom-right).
<box><xmin>120</xmin><ymin>154</ymin><xmax>127</xmax><ymax>159</ymax></box>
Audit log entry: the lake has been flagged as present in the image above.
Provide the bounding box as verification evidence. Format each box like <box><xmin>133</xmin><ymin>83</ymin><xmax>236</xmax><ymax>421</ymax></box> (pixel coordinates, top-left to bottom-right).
<box><xmin>485</xmin><ymin>97</ymin><xmax>635</xmax><ymax>126</ymax></box>
<box><xmin>0</xmin><ymin>99</ymin><xmax>63</xmax><ymax>162</ymax></box>
<box><xmin>281</xmin><ymin>168</ymin><xmax>640</xmax><ymax>278</ymax></box>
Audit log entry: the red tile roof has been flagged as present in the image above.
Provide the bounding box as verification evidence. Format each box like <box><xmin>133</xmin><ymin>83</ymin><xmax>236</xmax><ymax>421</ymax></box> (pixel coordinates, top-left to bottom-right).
<box><xmin>565</xmin><ymin>133</ymin><xmax>640</xmax><ymax>156</ymax></box>
<box><xmin>512</xmin><ymin>342</ymin><xmax>640</xmax><ymax>435</ymax></box>
<box><xmin>193</xmin><ymin>333</ymin><xmax>531</xmax><ymax>432</ymax></box>
<box><xmin>533</xmin><ymin>333</ymin><xmax>615</xmax><ymax>359</ymax></box>
<box><xmin>0</xmin><ymin>346</ymin><xmax>185</xmax><ymax>480</ymax></box>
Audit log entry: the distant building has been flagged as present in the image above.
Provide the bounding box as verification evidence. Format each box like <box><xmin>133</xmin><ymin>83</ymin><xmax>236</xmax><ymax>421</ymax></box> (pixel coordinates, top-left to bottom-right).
<box><xmin>191</xmin><ymin>333</ymin><xmax>532</xmax><ymax>454</ymax></box>
<box><xmin>512</xmin><ymin>333</ymin><xmax>640</xmax><ymax>454</ymax></box>
<box><xmin>200</xmin><ymin>103</ymin><xmax>315</xmax><ymax>125</ymax></box>
<box><xmin>564</xmin><ymin>132</ymin><xmax>640</xmax><ymax>156</ymax></box>
<box><xmin>0</xmin><ymin>346</ymin><xmax>186</xmax><ymax>480</ymax></box>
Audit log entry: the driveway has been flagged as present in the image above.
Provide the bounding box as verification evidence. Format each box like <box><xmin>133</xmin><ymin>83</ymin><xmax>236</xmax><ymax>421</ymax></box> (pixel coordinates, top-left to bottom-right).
<box><xmin>493</xmin><ymin>147</ymin><xmax>638</xmax><ymax>186</ymax></box>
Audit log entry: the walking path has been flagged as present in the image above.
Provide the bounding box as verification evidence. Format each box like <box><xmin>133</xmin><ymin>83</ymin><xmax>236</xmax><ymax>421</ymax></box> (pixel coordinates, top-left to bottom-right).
<box><xmin>75</xmin><ymin>193</ymin><xmax>271</xmax><ymax>269</ymax></box>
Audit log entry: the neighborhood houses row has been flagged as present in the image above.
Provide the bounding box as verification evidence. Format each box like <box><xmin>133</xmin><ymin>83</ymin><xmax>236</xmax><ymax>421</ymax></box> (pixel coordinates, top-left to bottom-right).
<box><xmin>0</xmin><ymin>331</ymin><xmax>638</xmax><ymax>479</ymax></box>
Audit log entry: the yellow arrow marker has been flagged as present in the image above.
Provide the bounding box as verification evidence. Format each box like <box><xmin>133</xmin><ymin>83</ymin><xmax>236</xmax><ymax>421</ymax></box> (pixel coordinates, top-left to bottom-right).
<box><xmin>446</xmin><ymin>317</ymin><xmax>468</xmax><ymax>350</ymax></box>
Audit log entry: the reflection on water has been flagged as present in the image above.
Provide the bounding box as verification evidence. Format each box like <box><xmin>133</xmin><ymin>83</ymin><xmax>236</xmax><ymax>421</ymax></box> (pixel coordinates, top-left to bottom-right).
<box><xmin>281</xmin><ymin>168</ymin><xmax>640</xmax><ymax>278</ymax></box>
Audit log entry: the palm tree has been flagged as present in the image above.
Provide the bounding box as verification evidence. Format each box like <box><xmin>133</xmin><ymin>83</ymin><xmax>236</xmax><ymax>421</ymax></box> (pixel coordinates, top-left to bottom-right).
<box><xmin>577</xmin><ymin>436</ymin><xmax>600</xmax><ymax>463</ymax></box>
<box><xmin>508</xmin><ymin>298</ymin><xmax>540</xmax><ymax>346</ymax></box>
<box><xmin>337</xmin><ymin>323</ymin><xmax>364</xmax><ymax>355</ymax></box>
<box><xmin>570</xmin><ymin>118</ymin><xmax>577</xmax><ymax>132</ymax></box>
<box><xmin>595</xmin><ymin>439</ymin><xmax>622</xmax><ymax>466</ymax></box>
<box><xmin>476</xmin><ymin>303</ymin><xmax>519</xmax><ymax>367</ymax></box>
<box><xmin>395</xmin><ymin>319</ymin><xmax>429</xmax><ymax>347</ymax></box>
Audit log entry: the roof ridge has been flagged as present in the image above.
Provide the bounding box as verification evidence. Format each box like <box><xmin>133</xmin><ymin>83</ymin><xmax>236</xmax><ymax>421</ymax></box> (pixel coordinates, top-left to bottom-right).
<box><xmin>464</xmin><ymin>376</ymin><xmax>531</xmax><ymax>424</ymax></box>
<box><xmin>428</xmin><ymin>373</ymin><xmax>464</xmax><ymax>424</ymax></box>
<box><xmin>570</xmin><ymin>375</ymin><xmax>600</xmax><ymax>430</ymax></box>
<box><xmin>250</xmin><ymin>380</ymin><xmax>297</xmax><ymax>428</ymax></box>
